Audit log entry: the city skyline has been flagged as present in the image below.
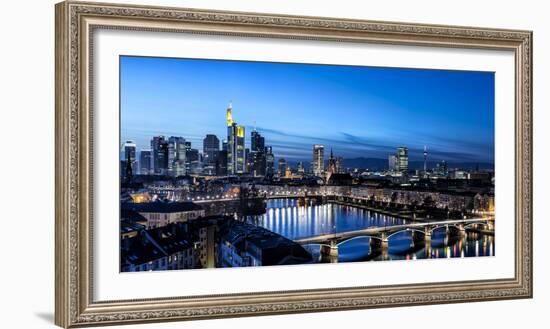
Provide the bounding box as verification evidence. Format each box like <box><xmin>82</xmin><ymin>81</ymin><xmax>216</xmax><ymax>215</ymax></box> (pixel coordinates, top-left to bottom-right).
<box><xmin>121</xmin><ymin>55</ymin><xmax>495</xmax><ymax>164</ymax></box>
<box><xmin>119</xmin><ymin>55</ymin><xmax>496</xmax><ymax>271</ymax></box>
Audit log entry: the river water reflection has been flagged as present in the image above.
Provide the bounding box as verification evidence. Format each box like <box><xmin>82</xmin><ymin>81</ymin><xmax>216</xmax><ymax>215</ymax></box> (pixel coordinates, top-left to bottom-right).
<box><xmin>246</xmin><ymin>198</ymin><xmax>494</xmax><ymax>263</ymax></box>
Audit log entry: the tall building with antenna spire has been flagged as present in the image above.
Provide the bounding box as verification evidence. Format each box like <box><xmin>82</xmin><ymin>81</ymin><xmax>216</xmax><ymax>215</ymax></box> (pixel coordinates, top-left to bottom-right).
<box><xmin>226</xmin><ymin>102</ymin><xmax>245</xmax><ymax>175</ymax></box>
<box><xmin>423</xmin><ymin>145</ymin><xmax>428</xmax><ymax>173</ymax></box>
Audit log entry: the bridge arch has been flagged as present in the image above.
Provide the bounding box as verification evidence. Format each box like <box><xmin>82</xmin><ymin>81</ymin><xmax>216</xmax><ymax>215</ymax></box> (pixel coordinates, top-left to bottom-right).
<box><xmin>429</xmin><ymin>224</ymin><xmax>463</xmax><ymax>234</ymax></box>
<box><xmin>463</xmin><ymin>222</ymin><xmax>488</xmax><ymax>229</ymax></box>
<box><xmin>386</xmin><ymin>228</ymin><xmax>427</xmax><ymax>240</ymax></box>
<box><xmin>336</xmin><ymin>235</ymin><xmax>382</xmax><ymax>247</ymax></box>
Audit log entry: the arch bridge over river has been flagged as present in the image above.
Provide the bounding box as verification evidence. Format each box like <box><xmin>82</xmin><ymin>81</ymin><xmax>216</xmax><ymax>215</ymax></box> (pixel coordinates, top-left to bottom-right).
<box><xmin>293</xmin><ymin>218</ymin><xmax>494</xmax><ymax>258</ymax></box>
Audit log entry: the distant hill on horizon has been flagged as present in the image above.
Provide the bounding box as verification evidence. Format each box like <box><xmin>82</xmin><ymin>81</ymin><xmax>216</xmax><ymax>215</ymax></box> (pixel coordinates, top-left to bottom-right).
<box><xmin>284</xmin><ymin>157</ymin><xmax>494</xmax><ymax>172</ymax></box>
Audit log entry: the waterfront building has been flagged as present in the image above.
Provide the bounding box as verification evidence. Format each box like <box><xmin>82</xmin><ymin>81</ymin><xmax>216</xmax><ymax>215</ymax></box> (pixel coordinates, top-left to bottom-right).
<box><xmin>474</xmin><ymin>193</ymin><xmax>495</xmax><ymax>213</ymax></box>
<box><xmin>122</xmin><ymin>202</ymin><xmax>205</xmax><ymax>229</ymax></box>
<box><xmin>167</xmin><ymin>136</ymin><xmax>186</xmax><ymax>177</ymax></box>
<box><xmin>121</xmin><ymin>216</ymin><xmax>312</xmax><ymax>272</ymax></box>
<box><xmin>123</xmin><ymin>140</ymin><xmax>137</xmax><ymax>174</ymax></box>
<box><xmin>139</xmin><ymin>150</ymin><xmax>152</xmax><ymax>175</ymax></box>
<box><xmin>218</xmin><ymin>220</ymin><xmax>312</xmax><ymax>268</ymax></box>
<box><xmin>226</xmin><ymin>103</ymin><xmax>246</xmax><ymax>175</ymax></box>
<box><xmin>151</xmin><ymin>136</ymin><xmax>168</xmax><ymax>175</ymax></box>
<box><xmin>203</xmin><ymin>134</ymin><xmax>220</xmax><ymax>165</ymax></box>
<box><xmin>312</xmin><ymin>144</ymin><xmax>325</xmax><ymax>176</ymax></box>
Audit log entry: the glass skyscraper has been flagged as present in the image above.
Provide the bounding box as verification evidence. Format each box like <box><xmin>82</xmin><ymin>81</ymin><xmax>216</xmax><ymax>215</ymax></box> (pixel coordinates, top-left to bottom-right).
<box><xmin>167</xmin><ymin>136</ymin><xmax>187</xmax><ymax>177</ymax></box>
<box><xmin>203</xmin><ymin>134</ymin><xmax>220</xmax><ymax>165</ymax></box>
<box><xmin>226</xmin><ymin>103</ymin><xmax>246</xmax><ymax>175</ymax></box>
<box><xmin>123</xmin><ymin>140</ymin><xmax>137</xmax><ymax>174</ymax></box>
<box><xmin>312</xmin><ymin>144</ymin><xmax>324</xmax><ymax>176</ymax></box>
<box><xmin>396</xmin><ymin>147</ymin><xmax>409</xmax><ymax>173</ymax></box>
<box><xmin>139</xmin><ymin>150</ymin><xmax>152</xmax><ymax>175</ymax></box>
<box><xmin>151</xmin><ymin>136</ymin><xmax>168</xmax><ymax>175</ymax></box>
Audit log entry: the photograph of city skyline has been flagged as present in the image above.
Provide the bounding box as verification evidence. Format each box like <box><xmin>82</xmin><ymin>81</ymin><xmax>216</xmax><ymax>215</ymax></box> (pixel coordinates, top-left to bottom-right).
<box><xmin>119</xmin><ymin>55</ymin><xmax>495</xmax><ymax>272</ymax></box>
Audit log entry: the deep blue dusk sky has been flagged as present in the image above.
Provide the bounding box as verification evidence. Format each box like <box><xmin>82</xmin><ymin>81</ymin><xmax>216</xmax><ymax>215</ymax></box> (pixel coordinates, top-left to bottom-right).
<box><xmin>120</xmin><ymin>56</ymin><xmax>494</xmax><ymax>164</ymax></box>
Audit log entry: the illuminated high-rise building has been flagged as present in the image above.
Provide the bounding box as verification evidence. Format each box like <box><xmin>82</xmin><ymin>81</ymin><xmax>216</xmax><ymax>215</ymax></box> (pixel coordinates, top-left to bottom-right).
<box><xmin>335</xmin><ymin>156</ymin><xmax>344</xmax><ymax>174</ymax></box>
<box><xmin>245</xmin><ymin>148</ymin><xmax>252</xmax><ymax>173</ymax></box>
<box><xmin>251</xmin><ymin>130</ymin><xmax>265</xmax><ymax>152</ymax></box>
<box><xmin>226</xmin><ymin>103</ymin><xmax>246</xmax><ymax>175</ymax></box>
<box><xmin>167</xmin><ymin>136</ymin><xmax>186</xmax><ymax>177</ymax></box>
<box><xmin>277</xmin><ymin>158</ymin><xmax>287</xmax><ymax>177</ymax></box>
<box><xmin>184</xmin><ymin>142</ymin><xmax>200</xmax><ymax>175</ymax></box>
<box><xmin>265</xmin><ymin>146</ymin><xmax>274</xmax><ymax>177</ymax></box>
<box><xmin>216</xmin><ymin>150</ymin><xmax>228</xmax><ymax>176</ymax></box>
<box><xmin>151</xmin><ymin>136</ymin><xmax>168</xmax><ymax>175</ymax></box>
<box><xmin>250</xmin><ymin>151</ymin><xmax>266</xmax><ymax>177</ymax></box>
<box><xmin>312</xmin><ymin>144</ymin><xmax>325</xmax><ymax>176</ymax></box>
<box><xmin>249</xmin><ymin>129</ymin><xmax>267</xmax><ymax>177</ymax></box>
<box><xmin>388</xmin><ymin>155</ymin><xmax>397</xmax><ymax>171</ymax></box>
<box><xmin>123</xmin><ymin>140</ymin><xmax>137</xmax><ymax>174</ymax></box>
<box><xmin>396</xmin><ymin>147</ymin><xmax>409</xmax><ymax>173</ymax></box>
<box><xmin>435</xmin><ymin>160</ymin><xmax>448</xmax><ymax>176</ymax></box>
<box><xmin>203</xmin><ymin>134</ymin><xmax>220</xmax><ymax>165</ymax></box>
<box><xmin>139</xmin><ymin>150</ymin><xmax>152</xmax><ymax>175</ymax></box>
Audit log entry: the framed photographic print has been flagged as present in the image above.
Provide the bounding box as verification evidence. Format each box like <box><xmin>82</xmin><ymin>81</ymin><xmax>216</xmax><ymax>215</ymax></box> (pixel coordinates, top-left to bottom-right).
<box><xmin>55</xmin><ymin>1</ymin><xmax>533</xmax><ymax>327</ymax></box>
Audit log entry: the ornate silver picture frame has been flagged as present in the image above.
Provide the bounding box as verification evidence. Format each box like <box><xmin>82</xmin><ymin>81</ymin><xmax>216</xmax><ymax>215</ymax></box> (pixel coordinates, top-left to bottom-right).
<box><xmin>55</xmin><ymin>1</ymin><xmax>532</xmax><ymax>327</ymax></box>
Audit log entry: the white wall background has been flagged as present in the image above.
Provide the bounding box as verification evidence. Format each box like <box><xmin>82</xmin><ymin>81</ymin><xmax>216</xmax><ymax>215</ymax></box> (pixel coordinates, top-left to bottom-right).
<box><xmin>0</xmin><ymin>0</ymin><xmax>546</xmax><ymax>328</ymax></box>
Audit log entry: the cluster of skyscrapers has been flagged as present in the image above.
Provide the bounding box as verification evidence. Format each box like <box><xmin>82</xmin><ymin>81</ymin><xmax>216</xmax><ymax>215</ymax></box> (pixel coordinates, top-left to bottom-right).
<box><xmin>123</xmin><ymin>103</ymin><xmax>449</xmax><ymax>181</ymax></box>
<box><xmin>122</xmin><ymin>103</ymin><xmax>276</xmax><ymax>178</ymax></box>
<box><xmin>387</xmin><ymin>146</ymin><xmax>449</xmax><ymax>178</ymax></box>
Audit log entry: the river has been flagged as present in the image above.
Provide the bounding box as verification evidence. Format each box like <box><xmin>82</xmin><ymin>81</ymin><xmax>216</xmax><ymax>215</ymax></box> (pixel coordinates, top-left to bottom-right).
<box><xmin>246</xmin><ymin>198</ymin><xmax>494</xmax><ymax>263</ymax></box>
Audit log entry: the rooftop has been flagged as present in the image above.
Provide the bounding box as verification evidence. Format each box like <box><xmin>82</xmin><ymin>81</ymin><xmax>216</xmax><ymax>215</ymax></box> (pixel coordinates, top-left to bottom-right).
<box><xmin>220</xmin><ymin>220</ymin><xmax>312</xmax><ymax>266</ymax></box>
